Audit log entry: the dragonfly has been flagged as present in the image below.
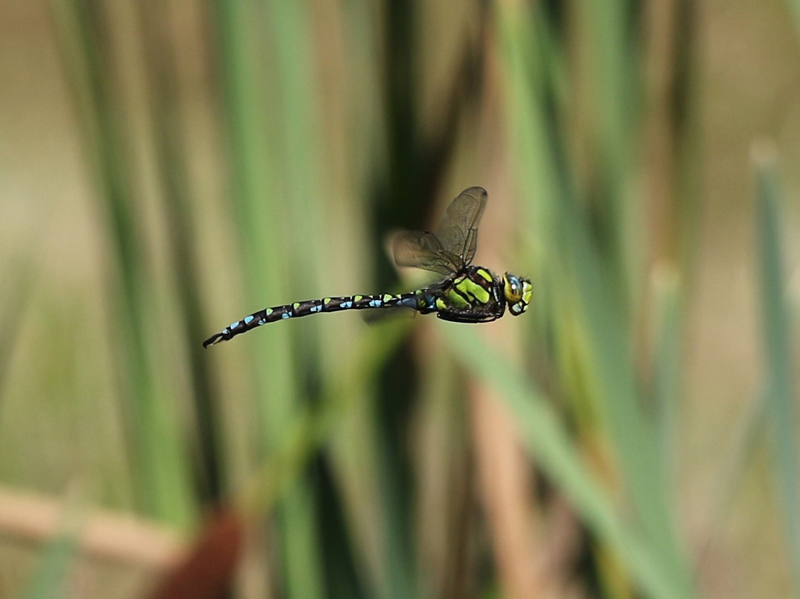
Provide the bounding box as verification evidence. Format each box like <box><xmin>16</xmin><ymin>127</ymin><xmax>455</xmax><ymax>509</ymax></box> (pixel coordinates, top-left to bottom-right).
<box><xmin>203</xmin><ymin>187</ymin><xmax>532</xmax><ymax>348</ymax></box>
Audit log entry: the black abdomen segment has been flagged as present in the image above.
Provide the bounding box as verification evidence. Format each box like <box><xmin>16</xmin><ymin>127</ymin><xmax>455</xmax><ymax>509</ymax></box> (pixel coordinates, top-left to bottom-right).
<box><xmin>202</xmin><ymin>291</ymin><xmax>431</xmax><ymax>348</ymax></box>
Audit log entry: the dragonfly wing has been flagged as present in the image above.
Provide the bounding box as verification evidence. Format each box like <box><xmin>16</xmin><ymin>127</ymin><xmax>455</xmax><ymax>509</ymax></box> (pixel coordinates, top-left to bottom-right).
<box><xmin>434</xmin><ymin>186</ymin><xmax>487</xmax><ymax>268</ymax></box>
<box><xmin>392</xmin><ymin>230</ymin><xmax>461</xmax><ymax>275</ymax></box>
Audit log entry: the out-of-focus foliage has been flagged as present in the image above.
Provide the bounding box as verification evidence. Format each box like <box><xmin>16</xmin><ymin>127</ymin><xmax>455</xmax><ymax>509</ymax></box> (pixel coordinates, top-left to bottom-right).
<box><xmin>2</xmin><ymin>0</ymin><xmax>800</xmax><ymax>598</ymax></box>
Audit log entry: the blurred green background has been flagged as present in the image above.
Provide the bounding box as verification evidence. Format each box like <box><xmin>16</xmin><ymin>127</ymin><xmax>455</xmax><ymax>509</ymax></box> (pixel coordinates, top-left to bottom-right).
<box><xmin>2</xmin><ymin>0</ymin><xmax>800</xmax><ymax>598</ymax></box>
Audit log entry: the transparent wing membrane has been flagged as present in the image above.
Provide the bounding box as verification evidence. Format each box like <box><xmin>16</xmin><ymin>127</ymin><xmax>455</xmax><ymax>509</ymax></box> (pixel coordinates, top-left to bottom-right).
<box><xmin>391</xmin><ymin>186</ymin><xmax>488</xmax><ymax>275</ymax></box>
<box><xmin>434</xmin><ymin>186</ymin><xmax>487</xmax><ymax>268</ymax></box>
<box><xmin>392</xmin><ymin>231</ymin><xmax>460</xmax><ymax>275</ymax></box>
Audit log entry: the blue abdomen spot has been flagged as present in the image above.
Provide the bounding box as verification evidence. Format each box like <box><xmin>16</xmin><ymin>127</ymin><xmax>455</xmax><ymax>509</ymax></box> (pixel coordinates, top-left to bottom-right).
<box><xmin>342</xmin><ymin>301</ymin><xmax>353</xmax><ymax>309</ymax></box>
<box><xmin>281</xmin><ymin>312</ymin><xmax>291</xmax><ymax>319</ymax></box>
<box><xmin>244</xmin><ymin>315</ymin><xmax>254</xmax><ymax>325</ymax></box>
<box><xmin>400</xmin><ymin>297</ymin><xmax>416</xmax><ymax>308</ymax></box>
<box><xmin>369</xmin><ymin>299</ymin><xmax>381</xmax><ymax>308</ymax></box>
<box><xmin>230</xmin><ymin>321</ymin><xmax>239</xmax><ymax>329</ymax></box>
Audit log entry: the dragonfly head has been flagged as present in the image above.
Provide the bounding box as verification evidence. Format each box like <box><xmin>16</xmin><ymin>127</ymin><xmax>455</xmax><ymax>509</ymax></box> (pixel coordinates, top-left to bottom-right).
<box><xmin>503</xmin><ymin>273</ymin><xmax>532</xmax><ymax>316</ymax></box>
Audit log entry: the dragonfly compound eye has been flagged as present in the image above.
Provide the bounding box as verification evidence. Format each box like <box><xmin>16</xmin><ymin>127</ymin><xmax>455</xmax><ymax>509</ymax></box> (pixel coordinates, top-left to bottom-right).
<box><xmin>503</xmin><ymin>273</ymin><xmax>523</xmax><ymax>303</ymax></box>
<box><xmin>504</xmin><ymin>274</ymin><xmax>532</xmax><ymax>317</ymax></box>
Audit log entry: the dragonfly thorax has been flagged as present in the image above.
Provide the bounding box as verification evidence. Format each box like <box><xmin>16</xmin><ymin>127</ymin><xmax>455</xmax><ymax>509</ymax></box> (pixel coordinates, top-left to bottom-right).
<box><xmin>424</xmin><ymin>266</ymin><xmax>503</xmax><ymax>323</ymax></box>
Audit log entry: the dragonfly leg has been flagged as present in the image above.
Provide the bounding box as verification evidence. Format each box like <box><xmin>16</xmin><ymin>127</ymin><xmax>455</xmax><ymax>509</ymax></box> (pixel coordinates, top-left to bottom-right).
<box><xmin>435</xmin><ymin>312</ymin><xmax>498</xmax><ymax>324</ymax></box>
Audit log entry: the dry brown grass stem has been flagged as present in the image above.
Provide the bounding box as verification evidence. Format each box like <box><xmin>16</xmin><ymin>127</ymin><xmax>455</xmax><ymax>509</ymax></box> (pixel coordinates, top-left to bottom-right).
<box><xmin>0</xmin><ymin>484</ymin><xmax>184</xmax><ymax>571</ymax></box>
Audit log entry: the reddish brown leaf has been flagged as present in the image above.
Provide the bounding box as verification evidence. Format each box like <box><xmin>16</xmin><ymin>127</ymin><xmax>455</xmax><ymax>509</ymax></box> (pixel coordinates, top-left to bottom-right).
<box><xmin>146</xmin><ymin>509</ymin><xmax>244</xmax><ymax>599</ymax></box>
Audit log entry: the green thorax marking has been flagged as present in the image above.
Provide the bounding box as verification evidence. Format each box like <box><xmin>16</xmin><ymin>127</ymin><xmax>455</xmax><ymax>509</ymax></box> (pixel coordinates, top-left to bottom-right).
<box><xmin>476</xmin><ymin>268</ymin><xmax>494</xmax><ymax>283</ymax></box>
<box><xmin>454</xmin><ymin>274</ymin><xmax>491</xmax><ymax>304</ymax></box>
<box><xmin>445</xmin><ymin>288</ymin><xmax>471</xmax><ymax>309</ymax></box>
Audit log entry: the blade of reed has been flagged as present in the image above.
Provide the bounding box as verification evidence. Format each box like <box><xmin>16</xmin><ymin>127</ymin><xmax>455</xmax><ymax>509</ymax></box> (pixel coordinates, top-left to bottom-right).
<box><xmin>583</xmin><ymin>0</ymin><xmax>641</xmax><ymax>298</ymax></box>
<box><xmin>498</xmin><ymin>3</ymin><xmax>691</xmax><ymax>594</ymax></box>
<box><xmin>561</xmin><ymin>86</ymin><xmax>692</xmax><ymax>599</ymax></box>
<box><xmin>370</xmin><ymin>3</ymin><xmax>430</xmax><ymax>597</ymax></box>
<box><xmin>48</xmin><ymin>0</ymin><xmax>193</xmax><ymax>526</ymax></box>
<box><xmin>21</xmin><ymin>491</ymin><xmax>82</xmax><ymax>599</ymax></box>
<box><xmin>695</xmin><ymin>390</ymin><xmax>766</xmax><ymax>569</ymax></box>
<box><xmin>236</xmin><ymin>318</ymin><xmax>412</xmax><ymax>508</ymax></box>
<box><xmin>651</xmin><ymin>265</ymin><xmax>682</xmax><ymax>479</ymax></box>
<box><xmin>369</xmin><ymin>3</ymin><xmax>493</xmax><ymax>591</ymax></box>
<box><xmin>317</xmin><ymin>457</ymin><xmax>368</xmax><ymax>599</ymax></box>
<box><xmin>564</xmin><ymin>212</ymin><xmax>675</xmax><ymax>560</ymax></box>
<box><xmin>0</xmin><ymin>260</ymin><xmax>36</xmax><ymax>407</ymax></box>
<box><xmin>235</xmin><ymin>318</ymin><xmax>411</xmax><ymax>596</ymax></box>
<box><xmin>133</xmin><ymin>0</ymin><xmax>224</xmax><ymax>505</ymax></box>
<box><xmin>786</xmin><ymin>0</ymin><xmax>800</xmax><ymax>38</ymax></box>
<box><xmin>210</xmin><ymin>2</ymin><xmax>324</xmax><ymax>596</ymax></box>
<box><xmin>754</xmin><ymin>148</ymin><xmax>800</xmax><ymax>597</ymax></box>
<box><xmin>268</xmin><ymin>3</ymin><xmax>329</xmax><ymax>597</ymax></box>
<box><xmin>268</xmin><ymin>7</ymin><xmax>329</xmax><ymax>593</ymax></box>
<box><xmin>269</xmin><ymin>1</ymin><xmax>327</xmax><ymax>302</ymax></box>
<box><xmin>442</xmin><ymin>325</ymin><xmax>684</xmax><ymax>599</ymax></box>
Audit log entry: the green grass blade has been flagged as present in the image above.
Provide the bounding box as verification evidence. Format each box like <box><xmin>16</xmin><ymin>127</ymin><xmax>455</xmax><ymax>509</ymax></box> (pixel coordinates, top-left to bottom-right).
<box><xmin>443</xmin><ymin>325</ymin><xmax>687</xmax><ymax>599</ymax></box>
<box><xmin>696</xmin><ymin>390</ymin><xmax>767</xmax><ymax>568</ymax></box>
<box><xmin>21</xmin><ymin>493</ymin><xmax>83</xmax><ymax>599</ymax></box>
<box><xmin>238</xmin><ymin>319</ymin><xmax>411</xmax><ymax>516</ymax></box>
<box><xmin>755</xmin><ymin>150</ymin><xmax>800</xmax><ymax>597</ymax></box>
<box><xmin>48</xmin><ymin>0</ymin><xmax>194</xmax><ymax>527</ymax></box>
<box><xmin>210</xmin><ymin>1</ymin><xmax>313</xmax><ymax>596</ymax></box>
<box><xmin>133</xmin><ymin>0</ymin><xmax>225</xmax><ymax>505</ymax></box>
<box><xmin>234</xmin><ymin>318</ymin><xmax>411</xmax><ymax>598</ymax></box>
<box><xmin>498</xmin><ymin>4</ymin><xmax>691</xmax><ymax>593</ymax></box>
<box><xmin>0</xmin><ymin>261</ymin><xmax>36</xmax><ymax>407</ymax></box>
<box><xmin>651</xmin><ymin>265</ymin><xmax>682</xmax><ymax>475</ymax></box>
<box><xmin>22</xmin><ymin>534</ymin><xmax>78</xmax><ymax>599</ymax></box>
<box><xmin>785</xmin><ymin>0</ymin><xmax>800</xmax><ymax>37</ymax></box>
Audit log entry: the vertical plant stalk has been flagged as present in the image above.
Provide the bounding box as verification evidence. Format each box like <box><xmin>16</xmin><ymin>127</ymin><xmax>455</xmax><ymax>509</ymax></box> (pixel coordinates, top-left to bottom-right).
<box><xmin>642</xmin><ymin>0</ymin><xmax>700</xmax><ymax>272</ymax></box>
<box><xmin>48</xmin><ymin>0</ymin><xmax>193</xmax><ymax>526</ymax></box>
<box><xmin>754</xmin><ymin>149</ymin><xmax>800</xmax><ymax>598</ymax></box>
<box><xmin>370</xmin><ymin>4</ymin><xmax>491</xmax><ymax>595</ymax></box>
<box><xmin>0</xmin><ymin>262</ymin><xmax>36</xmax><ymax>407</ymax></box>
<box><xmin>21</xmin><ymin>487</ymin><xmax>84</xmax><ymax>599</ymax></box>
<box><xmin>443</xmin><ymin>324</ymin><xmax>688</xmax><ymax>599</ymax></box>
<box><xmin>208</xmin><ymin>1</ymin><xmax>329</xmax><ymax>598</ymax></box>
<box><xmin>694</xmin><ymin>390</ymin><xmax>766</xmax><ymax>575</ymax></box>
<box><xmin>643</xmin><ymin>0</ymin><xmax>679</xmax><ymax>267</ymax></box>
<box><xmin>470</xmin><ymin>387</ymin><xmax>545</xmax><ymax>599</ymax></box>
<box><xmin>133</xmin><ymin>0</ymin><xmax>224</xmax><ymax>507</ymax></box>
<box><xmin>651</xmin><ymin>265</ymin><xmax>681</xmax><ymax>480</ymax></box>
<box><xmin>786</xmin><ymin>0</ymin><xmax>800</xmax><ymax>39</ymax></box>
<box><xmin>582</xmin><ymin>0</ymin><xmax>640</xmax><ymax>298</ymax></box>
<box><xmin>497</xmin><ymin>2</ymin><xmax>693</xmax><ymax>595</ymax></box>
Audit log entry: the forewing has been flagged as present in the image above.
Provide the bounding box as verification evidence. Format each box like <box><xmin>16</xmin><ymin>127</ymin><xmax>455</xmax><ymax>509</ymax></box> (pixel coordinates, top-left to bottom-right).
<box><xmin>392</xmin><ymin>230</ymin><xmax>460</xmax><ymax>276</ymax></box>
<box><xmin>434</xmin><ymin>187</ymin><xmax>487</xmax><ymax>267</ymax></box>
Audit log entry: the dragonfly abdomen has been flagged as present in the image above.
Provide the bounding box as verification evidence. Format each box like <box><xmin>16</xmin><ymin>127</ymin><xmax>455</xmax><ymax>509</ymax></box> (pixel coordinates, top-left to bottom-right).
<box><xmin>202</xmin><ymin>291</ymin><xmax>426</xmax><ymax>348</ymax></box>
